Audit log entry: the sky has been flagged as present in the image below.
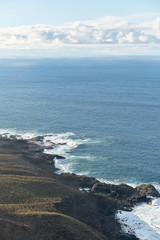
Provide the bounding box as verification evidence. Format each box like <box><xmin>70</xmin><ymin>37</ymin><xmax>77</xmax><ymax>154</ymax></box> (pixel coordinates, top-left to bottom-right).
<box><xmin>0</xmin><ymin>0</ymin><xmax>160</xmax><ymax>57</ymax></box>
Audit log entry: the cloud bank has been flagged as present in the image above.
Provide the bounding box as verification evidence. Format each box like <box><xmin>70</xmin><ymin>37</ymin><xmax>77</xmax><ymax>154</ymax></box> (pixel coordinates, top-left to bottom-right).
<box><xmin>0</xmin><ymin>16</ymin><xmax>160</xmax><ymax>55</ymax></box>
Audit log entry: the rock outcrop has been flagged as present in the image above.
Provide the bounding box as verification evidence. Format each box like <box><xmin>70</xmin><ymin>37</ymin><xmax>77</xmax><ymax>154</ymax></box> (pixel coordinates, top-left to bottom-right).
<box><xmin>135</xmin><ymin>184</ymin><xmax>160</xmax><ymax>198</ymax></box>
<box><xmin>61</xmin><ymin>172</ymin><xmax>99</xmax><ymax>188</ymax></box>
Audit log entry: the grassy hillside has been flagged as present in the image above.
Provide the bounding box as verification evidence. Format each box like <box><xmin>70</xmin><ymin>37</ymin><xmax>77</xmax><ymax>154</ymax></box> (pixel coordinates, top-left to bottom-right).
<box><xmin>0</xmin><ymin>138</ymin><xmax>109</xmax><ymax>240</ymax></box>
<box><xmin>0</xmin><ymin>137</ymin><xmax>138</xmax><ymax>240</ymax></box>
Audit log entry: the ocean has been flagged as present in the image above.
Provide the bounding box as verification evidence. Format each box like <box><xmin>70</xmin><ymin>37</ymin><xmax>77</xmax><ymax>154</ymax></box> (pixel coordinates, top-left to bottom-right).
<box><xmin>0</xmin><ymin>57</ymin><xmax>160</xmax><ymax>239</ymax></box>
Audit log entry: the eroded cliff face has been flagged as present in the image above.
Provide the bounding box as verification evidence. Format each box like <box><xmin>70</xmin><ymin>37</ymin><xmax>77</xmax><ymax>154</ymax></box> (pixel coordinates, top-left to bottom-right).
<box><xmin>0</xmin><ymin>136</ymin><xmax>158</xmax><ymax>240</ymax></box>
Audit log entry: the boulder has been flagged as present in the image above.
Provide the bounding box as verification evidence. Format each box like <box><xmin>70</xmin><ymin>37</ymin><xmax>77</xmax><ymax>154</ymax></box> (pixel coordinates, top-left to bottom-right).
<box><xmin>135</xmin><ymin>184</ymin><xmax>160</xmax><ymax>198</ymax></box>
<box><xmin>91</xmin><ymin>183</ymin><xmax>135</xmax><ymax>199</ymax></box>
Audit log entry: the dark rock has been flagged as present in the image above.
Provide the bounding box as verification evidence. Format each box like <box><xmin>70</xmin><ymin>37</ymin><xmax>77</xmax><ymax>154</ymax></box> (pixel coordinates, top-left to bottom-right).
<box><xmin>91</xmin><ymin>183</ymin><xmax>111</xmax><ymax>194</ymax></box>
<box><xmin>61</xmin><ymin>173</ymin><xmax>99</xmax><ymax>188</ymax></box>
<box><xmin>33</xmin><ymin>146</ymin><xmax>43</xmax><ymax>152</ymax></box>
<box><xmin>53</xmin><ymin>155</ymin><xmax>65</xmax><ymax>159</ymax></box>
<box><xmin>126</xmin><ymin>184</ymin><xmax>160</xmax><ymax>204</ymax></box>
<box><xmin>91</xmin><ymin>183</ymin><xmax>135</xmax><ymax>200</ymax></box>
<box><xmin>91</xmin><ymin>182</ymin><xmax>160</xmax><ymax>206</ymax></box>
<box><xmin>114</xmin><ymin>184</ymin><xmax>136</xmax><ymax>199</ymax></box>
<box><xmin>135</xmin><ymin>184</ymin><xmax>160</xmax><ymax>198</ymax></box>
<box><xmin>41</xmin><ymin>153</ymin><xmax>54</xmax><ymax>162</ymax></box>
<box><xmin>10</xmin><ymin>135</ymin><xmax>18</xmax><ymax>140</ymax></box>
<box><xmin>30</xmin><ymin>136</ymin><xmax>44</xmax><ymax>142</ymax></box>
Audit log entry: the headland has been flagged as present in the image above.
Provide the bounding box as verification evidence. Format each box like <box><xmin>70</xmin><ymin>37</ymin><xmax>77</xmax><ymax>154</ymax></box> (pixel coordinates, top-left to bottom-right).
<box><xmin>0</xmin><ymin>135</ymin><xmax>159</xmax><ymax>240</ymax></box>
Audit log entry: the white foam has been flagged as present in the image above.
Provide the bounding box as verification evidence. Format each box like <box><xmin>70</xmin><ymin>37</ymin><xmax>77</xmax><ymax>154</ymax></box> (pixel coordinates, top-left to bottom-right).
<box><xmin>0</xmin><ymin>129</ymin><xmax>91</xmax><ymax>174</ymax></box>
<box><xmin>117</xmin><ymin>187</ymin><xmax>160</xmax><ymax>240</ymax></box>
<box><xmin>97</xmin><ymin>176</ymin><xmax>160</xmax><ymax>240</ymax></box>
<box><xmin>79</xmin><ymin>188</ymin><xmax>90</xmax><ymax>192</ymax></box>
<box><xmin>0</xmin><ymin>129</ymin><xmax>38</xmax><ymax>140</ymax></box>
<box><xmin>54</xmin><ymin>158</ymin><xmax>72</xmax><ymax>174</ymax></box>
<box><xmin>97</xmin><ymin>178</ymin><xmax>122</xmax><ymax>185</ymax></box>
<box><xmin>69</xmin><ymin>154</ymin><xmax>95</xmax><ymax>161</ymax></box>
<box><xmin>97</xmin><ymin>178</ymin><xmax>141</xmax><ymax>188</ymax></box>
<box><xmin>43</xmin><ymin>133</ymin><xmax>90</xmax><ymax>156</ymax></box>
<box><xmin>152</xmin><ymin>197</ymin><xmax>160</xmax><ymax>206</ymax></box>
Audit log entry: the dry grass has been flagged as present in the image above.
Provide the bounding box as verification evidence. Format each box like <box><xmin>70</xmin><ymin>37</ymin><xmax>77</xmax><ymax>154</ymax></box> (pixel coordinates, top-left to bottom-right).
<box><xmin>0</xmin><ymin>173</ymin><xmax>78</xmax><ymax>204</ymax></box>
<box><xmin>0</xmin><ymin>139</ymin><xmax>108</xmax><ymax>240</ymax></box>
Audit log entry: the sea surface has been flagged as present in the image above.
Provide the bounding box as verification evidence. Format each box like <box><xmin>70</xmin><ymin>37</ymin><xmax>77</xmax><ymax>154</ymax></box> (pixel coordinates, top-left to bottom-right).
<box><xmin>0</xmin><ymin>57</ymin><xmax>160</xmax><ymax>239</ymax></box>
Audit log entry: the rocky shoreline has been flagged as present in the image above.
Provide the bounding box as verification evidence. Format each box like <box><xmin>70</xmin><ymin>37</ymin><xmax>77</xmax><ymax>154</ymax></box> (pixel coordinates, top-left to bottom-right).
<box><xmin>0</xmin><ymin>135</ymin><xmax>159</xmax><ymax>240</ymax></box>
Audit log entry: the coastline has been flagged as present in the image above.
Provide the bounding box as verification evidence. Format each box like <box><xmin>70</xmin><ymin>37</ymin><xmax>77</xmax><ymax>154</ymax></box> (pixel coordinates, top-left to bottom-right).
<box><xmin>0</xmin><ymin>134</ymin><xmax>159</xmax><ymax>239</ymax></box>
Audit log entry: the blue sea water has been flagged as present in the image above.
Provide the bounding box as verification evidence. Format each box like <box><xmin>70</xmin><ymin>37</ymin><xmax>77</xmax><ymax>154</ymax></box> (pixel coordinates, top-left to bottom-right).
<box><xmin>0</xmin><ymin>57</ymin><xmax>160</xmax><ymax>186</ymax></box>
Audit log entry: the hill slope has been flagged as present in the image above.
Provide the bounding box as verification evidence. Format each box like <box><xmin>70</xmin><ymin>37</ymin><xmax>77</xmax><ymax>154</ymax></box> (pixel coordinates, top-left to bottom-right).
<box><xmin>0</xmin><ymin>137</ymin><xmax>146</xmax><ymax>240</ymax></box>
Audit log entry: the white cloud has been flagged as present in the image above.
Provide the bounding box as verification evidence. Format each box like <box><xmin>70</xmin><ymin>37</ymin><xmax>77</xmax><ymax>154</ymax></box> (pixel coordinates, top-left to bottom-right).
<box><xmin>153</xmin><ymin>17</ymin><xmax>160</xmax><ymax>32</ymax></box>
<box><xmin>0</xmin><ymin>15</ymin><xmax>159</xmax><ymax>55</ymax></box>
